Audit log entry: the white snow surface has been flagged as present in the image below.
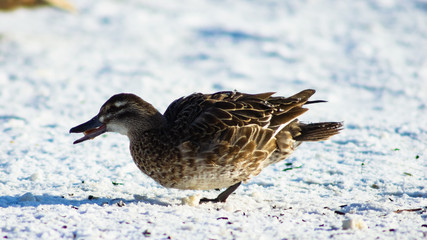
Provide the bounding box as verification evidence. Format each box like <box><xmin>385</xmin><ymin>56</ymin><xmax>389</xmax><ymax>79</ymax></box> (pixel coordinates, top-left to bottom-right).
<box><xmin>1</xmin><ymin>0</ymin><xmax>426</xmax><ymax>239</ymax></box>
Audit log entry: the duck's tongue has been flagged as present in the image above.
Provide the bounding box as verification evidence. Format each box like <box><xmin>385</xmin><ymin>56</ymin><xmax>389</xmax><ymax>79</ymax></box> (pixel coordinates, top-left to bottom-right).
<box><xmin>73</xmin><ymin>125</ymin><xmax>106</xmax><ymax>144</ymax></box>
<box><xmin>70</xmin><ymin>116</ymin><xmax>106</xmax><ymax>144</ymax></box>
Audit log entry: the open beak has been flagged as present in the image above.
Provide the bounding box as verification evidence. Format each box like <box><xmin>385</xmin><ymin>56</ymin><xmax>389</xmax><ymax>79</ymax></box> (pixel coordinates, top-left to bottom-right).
<box><xmin>70</xmin><ymin>116</ymin><xmax>106</xmax><ymax>144</ymax></box>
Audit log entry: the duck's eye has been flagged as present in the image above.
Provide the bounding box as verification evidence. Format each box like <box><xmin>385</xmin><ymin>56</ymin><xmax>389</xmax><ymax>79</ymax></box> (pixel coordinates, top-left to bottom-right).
<box><xmin>99</xmin><ymin>100</ymin><xmax>133</xmax><ymax>123</ymax></box>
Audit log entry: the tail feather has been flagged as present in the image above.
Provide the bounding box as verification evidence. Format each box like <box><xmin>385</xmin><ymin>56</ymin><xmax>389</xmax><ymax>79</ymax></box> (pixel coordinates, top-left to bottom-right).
<box><xmin>294</xmin><ymin>122</ymin><xmax>343</xmax><ymax>141</ymax></box>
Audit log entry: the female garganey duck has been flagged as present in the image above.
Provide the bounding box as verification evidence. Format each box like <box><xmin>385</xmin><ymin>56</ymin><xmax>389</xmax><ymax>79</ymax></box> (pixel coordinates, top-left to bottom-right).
<box><xmin>70</xmin><ymin>90</ymin><xmax>342</xmax><ymax>203</ymax></box>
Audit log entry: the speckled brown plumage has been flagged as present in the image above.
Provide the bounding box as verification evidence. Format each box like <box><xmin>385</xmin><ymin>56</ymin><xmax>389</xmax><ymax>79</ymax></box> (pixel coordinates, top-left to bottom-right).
<box><xmin>70</xmin><ymin>89</ymin><xmax>343</xmax><ymax>203</ymax></box>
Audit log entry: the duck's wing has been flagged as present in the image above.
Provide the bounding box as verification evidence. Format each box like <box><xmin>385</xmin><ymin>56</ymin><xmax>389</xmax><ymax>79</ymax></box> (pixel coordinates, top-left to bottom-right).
<box><xmin>163</xmin><ymin>89</ymin><xmax>317</xmax><ymax>142</ymax></box>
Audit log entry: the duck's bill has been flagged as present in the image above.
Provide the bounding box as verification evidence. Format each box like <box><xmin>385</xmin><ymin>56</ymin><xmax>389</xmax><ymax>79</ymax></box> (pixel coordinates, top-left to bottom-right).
<box><xmin>70</xmin><ymin>116</ymin><xmax>106</xmax><ymax>144</ymax></box>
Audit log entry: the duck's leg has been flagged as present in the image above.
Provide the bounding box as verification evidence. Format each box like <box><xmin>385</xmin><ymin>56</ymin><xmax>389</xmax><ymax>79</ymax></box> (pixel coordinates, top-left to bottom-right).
<box><xmin>199</xmin><ymin>182</ymin><xmax>242</xmax><ymax>203</ymax></box>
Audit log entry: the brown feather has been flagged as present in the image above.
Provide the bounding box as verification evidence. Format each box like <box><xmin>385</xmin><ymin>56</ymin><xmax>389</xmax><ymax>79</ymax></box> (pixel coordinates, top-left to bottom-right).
<box><xmin>270</xmin><ymin>108</ymin><xmax>308</xmax><ymax>127</ymax></box>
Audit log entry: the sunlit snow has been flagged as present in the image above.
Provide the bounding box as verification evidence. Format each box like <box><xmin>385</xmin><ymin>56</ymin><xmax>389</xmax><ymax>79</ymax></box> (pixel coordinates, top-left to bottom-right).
<box><xmin>0</xmin><ymin>0</ymin><xmax>426</xmax><ymax>239</ymax></box>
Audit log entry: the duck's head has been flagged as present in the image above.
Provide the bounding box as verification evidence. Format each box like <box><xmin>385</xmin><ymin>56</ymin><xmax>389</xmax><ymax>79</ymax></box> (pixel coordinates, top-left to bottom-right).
<box><xmin>70</xmin><ymin>93</ymin><xmax>164</xmax><ymax>144</ymax></box>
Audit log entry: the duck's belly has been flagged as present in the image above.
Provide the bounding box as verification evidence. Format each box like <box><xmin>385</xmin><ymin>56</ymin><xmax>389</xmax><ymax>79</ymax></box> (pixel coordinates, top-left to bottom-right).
<box><xmin>153</xmin><ymin>164</ymin><xmax>253</xmax><ymax>190</ymax></box>
<box><xmin>130</xmin><ymin>140</ymin><xmax>268</xmax><ymax>190</ymax></box>
<box><xmin>136</xmin><ymin>155</ymin><xmax>264</xmax><ymax>190</ymax></box>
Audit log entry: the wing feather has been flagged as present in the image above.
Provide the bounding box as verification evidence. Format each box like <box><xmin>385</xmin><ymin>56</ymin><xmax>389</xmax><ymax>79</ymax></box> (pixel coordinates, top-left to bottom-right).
<box><xmin>164</xmin><ymin>89</ymin><xmax>318</xmax><ymax>143</ymax></box>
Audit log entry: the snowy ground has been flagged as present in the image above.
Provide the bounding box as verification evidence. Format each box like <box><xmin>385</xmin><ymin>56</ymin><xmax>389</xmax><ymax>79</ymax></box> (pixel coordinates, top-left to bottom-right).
<box><xmin>0</xmin><ymin>0</ymin><xmax>426</xmax><ymax>239</ymax></box>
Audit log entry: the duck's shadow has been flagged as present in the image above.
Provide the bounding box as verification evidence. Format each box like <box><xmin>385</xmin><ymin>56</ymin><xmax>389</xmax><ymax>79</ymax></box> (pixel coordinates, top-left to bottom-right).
<box><xmin>0</xmin><ymin>194</ymin><xmax>170</xmax><ymax>208</ymax></box>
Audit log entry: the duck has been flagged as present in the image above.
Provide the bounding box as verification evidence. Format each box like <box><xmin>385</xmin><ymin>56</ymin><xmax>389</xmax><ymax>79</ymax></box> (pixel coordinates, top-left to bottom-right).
<box><xmin>70</xmin><ymin>89</ymin><xmax>343</xmax><ymax>203</ymax></box>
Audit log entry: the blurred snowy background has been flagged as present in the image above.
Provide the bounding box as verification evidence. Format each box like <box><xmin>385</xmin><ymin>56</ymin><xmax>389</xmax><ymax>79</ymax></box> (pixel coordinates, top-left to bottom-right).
<box><xmin>0</xmin><ymin>0</ymin><xmax>426</xmax><ymax>239</ymax></box>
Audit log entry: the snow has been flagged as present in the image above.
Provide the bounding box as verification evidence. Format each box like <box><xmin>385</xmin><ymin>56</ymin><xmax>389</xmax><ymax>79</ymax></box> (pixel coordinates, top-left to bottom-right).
<box><xmin>0</xmin><ymin>0</ymin><xmax>426</xmax><ymax>239</ymax></box>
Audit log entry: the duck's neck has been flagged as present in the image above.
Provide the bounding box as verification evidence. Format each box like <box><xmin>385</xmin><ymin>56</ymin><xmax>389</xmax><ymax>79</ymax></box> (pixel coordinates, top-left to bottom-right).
<box><xmin>149</xmin><ymin>111</ymin><xmax>167</xmax><ymax>129</ymax></box>
<box><xmin>128</xmin><ymin>111</ymin><xmax>167</xmax><ymax>142</ymax></box>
